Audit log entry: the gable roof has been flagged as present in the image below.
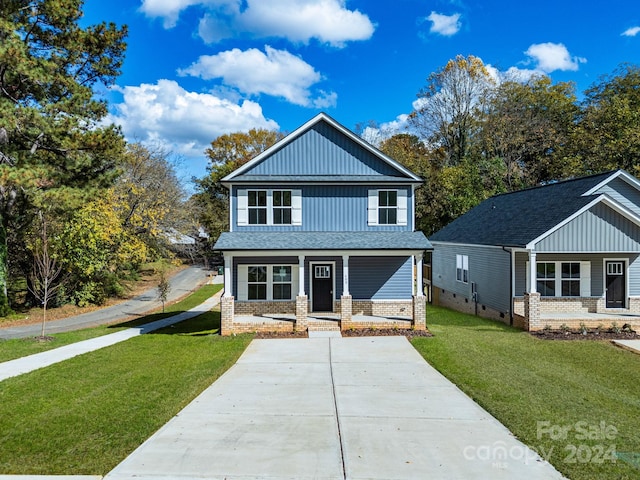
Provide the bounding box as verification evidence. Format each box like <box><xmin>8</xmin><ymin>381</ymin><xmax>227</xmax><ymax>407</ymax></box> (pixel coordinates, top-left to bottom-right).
<box><xmin>430</xmin><ymin>170</ymin><xmax>636</xmax><ymax>247</ymax></box>
<box><xmin>222</xmin><ymin>113</ymin><xmax>422</xmax><ymax>184</ymax></box>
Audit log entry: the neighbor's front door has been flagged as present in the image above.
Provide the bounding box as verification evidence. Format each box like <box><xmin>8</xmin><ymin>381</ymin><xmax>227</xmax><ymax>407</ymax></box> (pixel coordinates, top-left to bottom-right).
<box><xmin>605</xmin><ymin>261</ymin><xmax>625</xmax><ymax>308</ymax></box>
<box><xmin>312</xmin><ymin>264</ymin><xmax>333</xmax><ymax>312</ymax></box>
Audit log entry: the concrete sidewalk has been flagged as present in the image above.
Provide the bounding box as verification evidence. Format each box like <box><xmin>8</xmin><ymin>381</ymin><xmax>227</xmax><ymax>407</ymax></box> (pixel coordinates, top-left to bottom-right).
<box><xmin>106</xmin><ymin>336</ymin><xmax>564</xmax><ymax>480</ymax></box>
<box><xmin>0</xmin><ymin>266</ymin><xmax>210</xmax><ymax>340</ymax></box>
<box><xmin>613</xmin><ymin>339</ymin><xmax>640</xmax><ymax>354</ymax></box>
<box><xmin>0</xmin><ymin>292</ymin><xmax>222</xmax><ymax>382</ymax></box>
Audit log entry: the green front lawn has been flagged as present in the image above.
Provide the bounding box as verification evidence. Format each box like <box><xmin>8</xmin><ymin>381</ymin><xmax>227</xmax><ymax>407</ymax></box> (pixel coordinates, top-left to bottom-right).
<box><xmin>412</xmin><ymin>305</ymin><xmax>640</xmax><ymax>480</ymax></box>
<box><xmin>0</xmin><ymin>284</ymin><xmax>223</xmax><ymax>363</ymax></box>
<box><xmin>0</xmin><ymin>308</ymin><xmax>252</xmax><ymax>475</ymax></box>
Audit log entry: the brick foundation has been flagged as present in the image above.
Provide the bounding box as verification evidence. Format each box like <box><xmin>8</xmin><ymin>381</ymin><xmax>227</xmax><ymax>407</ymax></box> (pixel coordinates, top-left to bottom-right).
<box><xmin>234</xmin><ymin>301</ymin><xmax>296</xmax><ymax>315</ymax></box>
<box><xmin>221</xmin><ymin>296</ymin><xmax>234</xmax><ymax>336</ymax></box>
<box><xmin>351</xmin><ymin>300</ymin><xmax>412</xmax><ymax>317</ymax></box>
<box><xmin>413</xmin><ymin>295</ymin><xmax>426</xmax><ymax>330</ymax></box>
<box><xmin>435</xmin><ymin>288</ymin><xmax>510</xmax><ymax>324</ymax></box>
<box><xmin>524</xmin><ymin>292</ymin><xmax>541</xmax><ymax>331</ymax></box>
<box><xmin>340</xmin><ymin>295</ymin><xmax>352</xmax><ymax>330</ymax></box>
<box><xmin>295</xmin><ymin>295</ymin><xmax>308</xmax><ymax>332</ymax></box>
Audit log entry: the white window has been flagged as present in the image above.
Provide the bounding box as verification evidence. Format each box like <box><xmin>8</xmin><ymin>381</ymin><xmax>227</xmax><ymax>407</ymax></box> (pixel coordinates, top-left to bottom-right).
<box><xmin>273</xmin><ymin>191</ymin><xmax>292</xmax><ymax>224</ymax></box>
<box><xmin>528</xmin><ymin>261</ymin><xmax>591</xmax><ymax>297</ymax></box>
<box><xmin>456</xmin><ymin>254</ymin><xmax>469</xmax><ymax>284</ymax></box>
<box><xmin>315</xmin><ymin>265</ymin><xmax>330</xmax><ymax>278</ymax></box>
<box><xmin>247</xmin><ymin>266</ymin><xmax>267</xmax><ymax>300</ymax></box>
<box><xmin>248</xmin><ymin>190</ymin><xmax>267</xmax><ymax>225</ymax></box>
<box><xmin>368</xmin><ymin>189</ymin><xmax>407</xmax><ymax>226</ymax></box>
<box><xmin>237</xmin><ymin>189</ymin><xmax>301</xmax><ymax>226</ymax></box>
<box><xmin>272</xmin><ymin>265</ymin><xmax>292</xmax><ymax>300</ymax></box>
<box><xmin>238</xmin><ymin>264</ymin><xmax>299</xmax><ymax>301</ymax></box>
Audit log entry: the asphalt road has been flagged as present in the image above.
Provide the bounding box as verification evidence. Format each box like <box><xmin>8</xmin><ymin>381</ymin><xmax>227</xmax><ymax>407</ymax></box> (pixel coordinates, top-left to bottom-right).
<box><xmin>0</xmin><ymin>265</ymin><xmax>210</xmax><ymax>340</ymax></box>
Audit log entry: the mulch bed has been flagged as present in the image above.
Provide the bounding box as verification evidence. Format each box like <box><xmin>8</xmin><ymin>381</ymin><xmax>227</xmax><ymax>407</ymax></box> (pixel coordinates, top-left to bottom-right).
<box><xmin>531</xmin><ymin>326</ymin><xmax>639</xmax><ymax>341</ymax></box>
<box><xmin>255</xmin><ymin>328</ymin><xmax>433</xmax><ymax>339</ymax></box>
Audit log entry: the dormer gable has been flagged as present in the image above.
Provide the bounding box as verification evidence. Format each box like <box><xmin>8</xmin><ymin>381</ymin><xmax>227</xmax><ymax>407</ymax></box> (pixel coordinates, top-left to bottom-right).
<box><xmin>222</xmin><ymin>113</ymin><xmax>422</xmax><ymax>184</ymax></box>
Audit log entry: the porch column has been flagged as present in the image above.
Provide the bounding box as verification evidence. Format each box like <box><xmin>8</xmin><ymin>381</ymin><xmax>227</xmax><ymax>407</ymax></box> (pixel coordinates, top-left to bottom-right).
<box><xmin>223</xmin><ymin>254</ymin><xmax>233</xmax><ymax>297</ymax></box>
<box><xmin>528</xmin><ymin>250</ymin><xmax>537</xmax><ymax>293</ymax></box>
<box><xmin>221</xmin><ymin>254</ymin><xmax>234</xmax><ymax>335</ymax></box>
<box><xmin>295</xmin><ymin>255</ymin><xmax>307</xmax><ymax>332</ymax></box>
<box><xmin>341</xmin><ymin>254</ymin><xmax>353</xmax><ymax>330</ymax></box>
<box><xmin>416</xmin><ymin>254</ymin><xmax>424</xmax><ymax>296</ymax></box>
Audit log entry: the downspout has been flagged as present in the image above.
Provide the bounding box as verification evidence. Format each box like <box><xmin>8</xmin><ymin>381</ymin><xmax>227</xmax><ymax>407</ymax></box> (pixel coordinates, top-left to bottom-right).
<box><xmin>502</xmin><ymin>246</ymin><xmax>513</xmax><ymax>325</ymax></box>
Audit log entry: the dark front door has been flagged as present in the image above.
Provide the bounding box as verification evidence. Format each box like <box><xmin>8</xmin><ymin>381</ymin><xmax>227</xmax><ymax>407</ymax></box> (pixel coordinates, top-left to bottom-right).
<box><xmin>312</xmin><ymin>264</ymin><xmax>333</xmax><ymax>312</ymax></box>
<box><xmin>606</xmin><ymin>261</ymin><xmax>625</xmax><ymax>308</ymax></box>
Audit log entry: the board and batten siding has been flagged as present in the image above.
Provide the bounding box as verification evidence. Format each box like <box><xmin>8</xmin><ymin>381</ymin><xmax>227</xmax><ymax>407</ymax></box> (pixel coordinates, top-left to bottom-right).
<box><xmin>536</xmin><ymin>203</ymin><xmax>640</xmax><ymax>252</ymax></box>
<box><xmin>349</xmin><ymin>256</ymin><xmax>412</xmax><ymax>300</ymax></box>
<box><xmin>232</xmin><ymin>185</ymin><xmax>413</xmax><ymax>232</ymax></box>
<box><xmin>246</xmin><ymin>122</ymin><xmax>400</xmax><ymax>177</ymax></box>
<box><xmin>594</xmin><ymin>176</ymin><xmax>640</xmax><ymax>218</ymax></box>
<box><xmin>432</xmin><ymin>243</ymin><xmax>511</xmax><ymax>313</ymax></box>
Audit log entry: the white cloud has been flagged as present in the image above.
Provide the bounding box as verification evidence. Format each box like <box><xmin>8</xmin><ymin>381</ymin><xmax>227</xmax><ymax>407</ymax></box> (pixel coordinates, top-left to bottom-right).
<box><xmin>524</xmin><ymin>42</ymin><xmax>586</xmax><ymax>73</ymax></box>
<box><xmin>179</xmin><ymin>46</ymin><xmax>336</xmax><ymax>107</ymax></box>
<box><xmin>142</xmin><ymin>0</ymin><xmax>375</xmax><ymax>46</ymax></box>
<box><xmin>107</xmin><ymin>79</ymin><xmax>279</xmax><ymax>158</ymax></box>
<box><xmin>622</xmin><ymin>26</ymin><xmax>640</xmax><ymax>37</ymax></box>
<box><xmin>139</xmin><ymin>0</ymin><xmax>235</xmax><ymax>28</ymax></box>
<box><xmin>426</xmin><ymin>11</ymin><xmax>461</xmax><ymax>36</ymax></box>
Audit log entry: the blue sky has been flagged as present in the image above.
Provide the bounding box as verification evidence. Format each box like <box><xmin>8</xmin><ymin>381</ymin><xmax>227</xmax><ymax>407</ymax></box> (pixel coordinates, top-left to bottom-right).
<box><xmin>81</xmin><ymin>0</ymin><xmax>640</xmax><ymax>185</ymax></box>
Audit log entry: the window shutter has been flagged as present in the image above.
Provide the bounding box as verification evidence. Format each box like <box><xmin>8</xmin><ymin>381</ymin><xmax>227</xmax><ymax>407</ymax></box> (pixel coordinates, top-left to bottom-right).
<box><xmin>291</xmin><ymin>190</ymin><xmax>302</xmax><ymax>226</ymax></box>
<box><xmin>237</xmin><ymin>190</ymin><xmax>248</xmax><ymax>226</ymax></box>
<box><xmin>397</xmin><ymin>189</ymin><xmax>407</xmax><ymax>225</ymax></box>
<box><xmin>291</xmin><ymin>265</ymin><xmax>299</xmax><ymax>300</ymax></box>
<box><xmin>368</xmin><ymin>190</ymin><xmax>378</xmax><ymax>225</ymax></box>
<box><xmin>580</xmin><ymin>261</ymin><xmax>591</xmax><ymax>297</ymax></box>
<box><xmin>237</xmin><ymin>265</ymin><xmax>248</xmax><ymax>301</ymax></box>
<box><xmin>525</xmin><ymin>261</ymin><xmax>530</xmax><ymax>293</ymax></box>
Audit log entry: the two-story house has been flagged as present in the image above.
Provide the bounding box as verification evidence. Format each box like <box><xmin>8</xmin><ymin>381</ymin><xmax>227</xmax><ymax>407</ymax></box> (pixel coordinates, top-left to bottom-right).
<box><xmin>213</xmin><ymin>113</ymin><xmax>432</xmax><ymax>335</ymax></box>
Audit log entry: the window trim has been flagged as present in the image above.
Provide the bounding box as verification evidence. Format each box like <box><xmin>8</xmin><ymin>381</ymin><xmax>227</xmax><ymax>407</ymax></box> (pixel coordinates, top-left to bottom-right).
<box><xmin>247</xmin><ymin>265</ymin><xmax>268</xmax><ymax>300</ymax></box>
<box><xmin>238</xmin><ymin>264</ymin><xmax>298</xmax><ymax>301</ymax></box>
<box><xmin>248</xmin><ymin>190</ymin><xmax>267</xmax><ymax>225</ymax></box>
<box><xmin>456</xmin><ymin>254</ymin><xmax>469</xmax><ymax>284</ymax></box>
<box><xmin>237</xmin><ymin>189</ymin><xmax>302</xmax><ymax>226</ymax></box>
<box><xmin>528</xmin><ymin>260</ymin><xmax>591</xmax><ymax>297</ymax></box>
<box><xmin>368</xmin><ymin>189</ymin><xmax>407</xmax><ymax>226</ymax></box>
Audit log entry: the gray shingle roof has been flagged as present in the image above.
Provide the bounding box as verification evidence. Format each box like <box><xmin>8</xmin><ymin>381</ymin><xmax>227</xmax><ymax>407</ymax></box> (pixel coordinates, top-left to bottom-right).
<box><xmin>214</xmin><ymin>231</ymin><xmax>432</xmax><ymax>251</ymax></box>
<box><xmin>429</xmin><ymin>171</ymin><xmax>616</xmax><ymax>247</ymax></box>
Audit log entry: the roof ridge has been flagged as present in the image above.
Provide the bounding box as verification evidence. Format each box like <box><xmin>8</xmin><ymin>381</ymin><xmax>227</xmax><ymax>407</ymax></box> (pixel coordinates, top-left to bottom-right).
<box><xmin>490</xmin><ymin>170</ymin><xmax>617</xmax><ymax>199</ymax></box>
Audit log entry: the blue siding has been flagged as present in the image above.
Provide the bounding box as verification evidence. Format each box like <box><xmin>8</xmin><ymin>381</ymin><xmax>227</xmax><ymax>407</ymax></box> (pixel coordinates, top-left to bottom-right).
<box><xmin>433</xmin><ymin>244</ymin><xmax>511</xmax><ymax>313</ymax></box>
<box><xmin>595</xmin><ymin>177</ymin><xmax>640</xmax><ymax>217</ymax></box>
<box><xmin>536</xmin><ymin>203</ymin><xmax>640</xmax><ymax>252</ymax></box>
<box><xmin>247</xmin><ymin>122</ymin><xmax>400</xmax><ymax>176</ymax></box>
<box><xmin>232</xmin><ymin>185</ymin><xmax>413</xmax><ymax>232</ymax></box>
<box><xmin>350</xmin><ymin>256</ymin><xmax>412</xmax><ymax>300</ymax></box>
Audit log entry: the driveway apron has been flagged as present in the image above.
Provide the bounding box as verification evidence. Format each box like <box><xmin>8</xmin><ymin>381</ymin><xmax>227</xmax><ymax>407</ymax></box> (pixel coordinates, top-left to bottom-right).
<box><xmin>105</xmin><ymin>336</ymin><xmax>564</xmax><ymax>480</ymax></box>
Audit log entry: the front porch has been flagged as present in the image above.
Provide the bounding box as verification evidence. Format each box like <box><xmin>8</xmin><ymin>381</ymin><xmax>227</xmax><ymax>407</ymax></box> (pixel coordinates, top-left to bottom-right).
<box><xmin>516</xmin><ymin>293</ymin><xmax>640</xmax><ymax>331</ymax></box>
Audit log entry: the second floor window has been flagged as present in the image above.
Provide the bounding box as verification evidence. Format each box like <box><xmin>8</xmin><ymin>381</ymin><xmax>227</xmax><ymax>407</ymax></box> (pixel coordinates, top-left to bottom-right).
<box><xmin>378</xmin><ymin>190</ymin><xmax>398</xmax><ymax>224</ymax></box>
<box><xmin>273</xmin><ymin>190</ymin><xmax>292</xmax><ymax>224</ymax></box>
<box><xmin>248</xmin><ymin>190</ymin><xmax>267</xmax><ymax>224</ymax></box>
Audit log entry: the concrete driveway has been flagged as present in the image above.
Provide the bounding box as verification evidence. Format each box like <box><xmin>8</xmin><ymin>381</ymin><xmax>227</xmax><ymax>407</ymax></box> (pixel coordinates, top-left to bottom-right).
<box><xmin>106</xmin><ymin>336</ymin><xmax>564</xmax><ymax>480</ymax></box>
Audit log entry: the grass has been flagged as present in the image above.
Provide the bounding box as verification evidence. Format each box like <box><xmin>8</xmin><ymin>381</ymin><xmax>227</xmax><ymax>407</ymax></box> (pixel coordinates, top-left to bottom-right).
<box><xmin>0</xmin><ymin>307</ymin><xmax>253</xmax><ymax>475</ymax></box>
<box><xmin>412</xmin><ymin>305</ymin><xmax>640</xmax><ymax>480</ymax></box>
<box><xmin>0</xmin><ymin>284</ymin><xmax>223</xmax><ymax>363</ymax></box>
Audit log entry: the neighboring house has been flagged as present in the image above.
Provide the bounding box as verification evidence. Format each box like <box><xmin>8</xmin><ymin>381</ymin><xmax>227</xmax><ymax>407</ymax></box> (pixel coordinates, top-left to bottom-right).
<box><xmin>213</xmin><ymin>113</ymin><xmax>431</xmax><ymax>335</ymax></box>
<box><xmin>430</xmin><ymin>170</ymin><xmax>640</xmax><ymax>331</ymax></box>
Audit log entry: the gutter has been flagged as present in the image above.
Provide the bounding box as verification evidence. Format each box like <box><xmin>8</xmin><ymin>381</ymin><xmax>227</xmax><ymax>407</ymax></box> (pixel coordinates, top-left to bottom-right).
<box><xmin>502</xmin><ymin>246</ymin><xmax>514</xmax><ymax>326</ymax></box>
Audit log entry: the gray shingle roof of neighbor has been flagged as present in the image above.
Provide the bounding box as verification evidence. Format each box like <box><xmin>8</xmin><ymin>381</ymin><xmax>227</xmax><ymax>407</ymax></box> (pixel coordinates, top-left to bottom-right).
<box><xmin>429</xmin><ymin>171</ymin><xmax>616</xmax><ymax>247</ymax></box>
<box><xmin>214</xmin><ymin>231</ymin><xmax>432</xmax><ymax>251</ymax></box>
<box><xmin>228</xmin><ymin>175</ymin><xmax>419</xmax><ymax>183</ymax></box>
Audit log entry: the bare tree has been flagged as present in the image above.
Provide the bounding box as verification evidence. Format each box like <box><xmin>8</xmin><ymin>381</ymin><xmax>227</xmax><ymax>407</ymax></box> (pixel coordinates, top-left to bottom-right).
<box><xmin>28</xmin><ymin>211</ymin><xmax>66</xmax><ymax>339</ymax></box>
<box><xmin>157</xmin><ymin>269</ymin><xmax>170</xmax><ymax>313</ymax></box>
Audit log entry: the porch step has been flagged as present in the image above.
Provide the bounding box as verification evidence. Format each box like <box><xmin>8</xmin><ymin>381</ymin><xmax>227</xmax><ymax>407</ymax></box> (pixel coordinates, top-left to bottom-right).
<box><xmin>308</xmin><ymin>319</ymin><xmax>341</xmax><ymax>332</ymax></box>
